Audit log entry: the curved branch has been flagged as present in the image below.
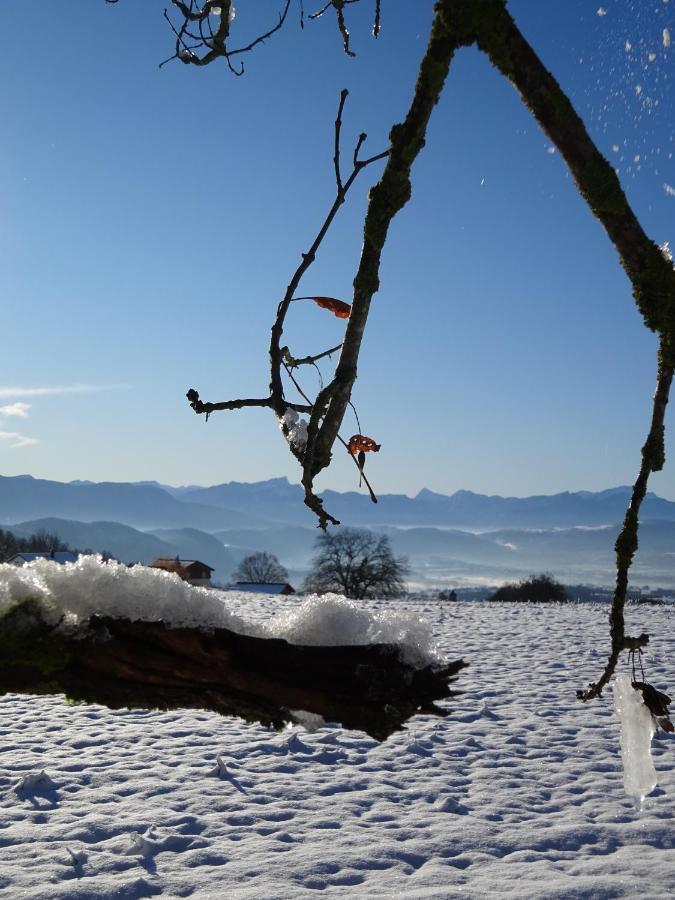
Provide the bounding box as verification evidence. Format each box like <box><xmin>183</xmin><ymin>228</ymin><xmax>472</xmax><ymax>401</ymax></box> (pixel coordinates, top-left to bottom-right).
<box><xmin>268</xmin><ymin>89</ymin><xmax>388</xmax><ymax>417</ymax></box>
<box><xmin>305</xmin><ymin>3</ymin><xmax>468</xmax><ymax>487</ymax></box>
<box><xmin>471</xmin><ymin>0</ymin><xmax>675</xmax><ymax>350</ymax></box>
<box><xmin>579</xmin><ymin>347</ymin><xmax>672</xmax><ymax>700</ymax></box>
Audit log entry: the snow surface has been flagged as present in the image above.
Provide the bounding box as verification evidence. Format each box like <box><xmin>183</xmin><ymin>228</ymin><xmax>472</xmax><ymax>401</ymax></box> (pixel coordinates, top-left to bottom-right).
<box><xmin>1</xmin><ymin>593</ymin><xmax>674</xmax><ymax>898</ymax></box>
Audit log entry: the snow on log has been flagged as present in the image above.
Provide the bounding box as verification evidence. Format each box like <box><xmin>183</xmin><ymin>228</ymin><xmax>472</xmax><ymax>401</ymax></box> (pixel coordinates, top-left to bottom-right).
<box><xmin>0</xmin><ymin>558</ymin><xmax>465</xmax><ymax>740</ymax></box>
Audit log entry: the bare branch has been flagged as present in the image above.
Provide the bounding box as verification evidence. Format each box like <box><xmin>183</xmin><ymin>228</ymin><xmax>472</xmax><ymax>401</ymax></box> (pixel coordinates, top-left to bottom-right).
<box><xmin>268</xmin><ymin>90</ymin><xmax>388</xmax><ymax>419</ymax></box>
<box><xmin>186</xmin><ymin>389</ymin><xmax>311</xmax><ymax>418</ymax></box>
<box><xmin>373</xmin><ymin>0</ymin><xmax>381</xmax><ymax>38</ymax></box>
<box><xmin>282</xmin><ymin>344</ymin><xmax>343</xmax><ymax>368</ymax></box>
<box><xmin>334</xmin><ymin>1</ymin><xmax>356</xmax><ymax>57</ymax></box>
<box><xmin>304</xmin><ymin>5</ymin><xmax>468</xmax><ymax>497</ymax></box>
<box><xmin>471</xmin><ymin>0</ymin><xmax>675</xmax><ymax>348</ymax></box>
<box><xmin>334</xmin><ymin>88</ymin><xmax>348</xmax><ymax>191</ymax></box>
<box><xmin>162</xmin><ymin>0</ymin><xmax>292</xmax><ymax>70</ymax></box>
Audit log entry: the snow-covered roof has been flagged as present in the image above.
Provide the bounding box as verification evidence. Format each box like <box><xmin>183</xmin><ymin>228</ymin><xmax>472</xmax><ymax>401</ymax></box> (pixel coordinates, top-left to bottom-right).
<box><xmin>8</xmin><ymin>551</ymin><xmax>78</xmax><ymax>565</ymax></box>
<box><xmin>232</xmin><ymin>582</ymin><xmax>296</xmax><ymax>595</ymax></box>
<box><xmin>150</xmin><ymin>558</ymin><xmax>214</xmax><ymax>573</ymax></box>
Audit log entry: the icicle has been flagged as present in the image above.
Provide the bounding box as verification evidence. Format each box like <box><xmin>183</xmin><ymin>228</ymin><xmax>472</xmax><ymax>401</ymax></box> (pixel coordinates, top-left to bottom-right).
<box><xmin>613</xmin><ymin>673</ymin><xmax>657</xmax><ymax>799</ymax></box>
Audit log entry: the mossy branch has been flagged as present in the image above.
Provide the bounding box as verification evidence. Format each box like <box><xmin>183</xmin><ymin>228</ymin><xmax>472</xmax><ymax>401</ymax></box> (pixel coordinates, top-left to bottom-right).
<box><xmin>304</xmin><ymin>0</ymin><xmax>470</xmax><ymax>497</ymax></box>
<box><xmin>469</xmin><ymin>0</ymin><xmax>675</xmax><ymax>348</ymax></box>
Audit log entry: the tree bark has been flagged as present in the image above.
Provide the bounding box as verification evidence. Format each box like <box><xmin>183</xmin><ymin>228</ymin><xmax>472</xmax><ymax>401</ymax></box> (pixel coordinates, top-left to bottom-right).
<box><xmin>0</xmin><ymin>599</ymin><xmax>465</xmax><ymax>742</ymax></box>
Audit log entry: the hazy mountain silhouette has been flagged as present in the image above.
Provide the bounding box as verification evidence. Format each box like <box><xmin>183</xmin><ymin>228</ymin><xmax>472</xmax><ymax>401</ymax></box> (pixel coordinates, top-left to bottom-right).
<box><xmin>0</xmin><ymin>476</ymin><xmax>270</xmax><ymax>531</ymax></box>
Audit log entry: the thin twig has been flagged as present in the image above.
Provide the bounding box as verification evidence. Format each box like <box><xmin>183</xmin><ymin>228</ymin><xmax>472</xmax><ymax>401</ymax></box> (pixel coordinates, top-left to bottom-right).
<box><xmin>268</xmin><ymin>90</ymin><xmax>387</xmax><ymax>418</ymax></box>
<box><xmin>282</xmin><ymin>344</ymin><xmax>343</xmax><ymax>368</ymax></box>
<box><xmin>334</xmin><ymin>89</ymin><xmax>348</xmax><ymax>191</ymax></box>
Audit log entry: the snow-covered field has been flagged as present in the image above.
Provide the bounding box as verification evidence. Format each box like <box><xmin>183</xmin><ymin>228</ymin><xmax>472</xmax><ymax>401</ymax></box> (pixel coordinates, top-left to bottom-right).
<box><xmin>1</xmin><ymin>579</ymin><xmax>674</xmax><ymax>898</ymax></box>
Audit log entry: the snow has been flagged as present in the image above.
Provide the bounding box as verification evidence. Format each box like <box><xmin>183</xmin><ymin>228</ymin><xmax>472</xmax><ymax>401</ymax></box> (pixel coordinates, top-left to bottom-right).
<box><xmin>264</xmin><ymin>593</ymin><xmax>439</xmax><ymax>666</ymax></box>
<box><xmin>0</xmin><ymin>557</ymin><xmax>440</xmax><ymax>666</ymax></box>
<box><xmin>613</xmin><ymin>674</ymin><xmax>658</xmax><ymax>799</ymax></box>
<box><xmin>279</xmin><ymin>408</ymin><xmax>309</xmax><ymax>453</ymax></box>
<box><xmin>1</xmin><ymin>596</ymin><xmax>674</xmax><ymax>897</ymax></box>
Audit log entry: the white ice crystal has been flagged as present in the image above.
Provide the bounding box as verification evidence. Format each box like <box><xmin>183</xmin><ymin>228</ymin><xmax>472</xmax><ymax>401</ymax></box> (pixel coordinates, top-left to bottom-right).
<box><xmin>613</xmin><ymin>673</ymin><xmax>657</xmax><ymax>799</ymax></box>
<box><xmin>210</xmin><ymin>3</ymin><xmax>235</xmax><ymax>22</ymax></box>
<box><xmin>660</xmin><ymin>241</ymin><xmax>673</xmax><ymax>263</ymax></box>
<box><xmin>279</xmin><ymin>408</ymin><xmax>308</xmax><ymax>452</ymax></box>
<box><xmin>664</xmin><ymin>28</ymin><xmax>671</xmax><ymax>49</ymax></box>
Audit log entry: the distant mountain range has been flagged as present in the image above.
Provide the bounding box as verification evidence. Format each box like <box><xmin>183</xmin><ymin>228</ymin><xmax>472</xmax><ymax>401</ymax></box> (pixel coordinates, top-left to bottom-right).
<box><xmin>4</xmin><ymin>475</ymin><xmax>675</xmax><ymax>530</ymax></box>
<box><xmin>3</xmin><ymin>475</ymin><xmax>675</xmax><ymax>587</ymax></box>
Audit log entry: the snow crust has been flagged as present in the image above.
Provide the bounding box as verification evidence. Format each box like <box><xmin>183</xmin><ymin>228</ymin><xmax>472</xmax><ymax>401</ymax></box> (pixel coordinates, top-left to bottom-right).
<box><xmin>0</xmin><ymin>556</ymin><xmax>440</xmax><ymax>666</ymax></box>
<box><xmin>613</xmin><ymin>673</ymin><xmax>658</xmax><ymax>799</ymax></box>
<box><xmin>265</xmin><ymin>593</ymin><xmax>439</xmax><ymax>666</ymax></box>
<box><xmin>1</xmin><ymin>600</ymin><xmax>673</xmax><ymax>899</ymax></box>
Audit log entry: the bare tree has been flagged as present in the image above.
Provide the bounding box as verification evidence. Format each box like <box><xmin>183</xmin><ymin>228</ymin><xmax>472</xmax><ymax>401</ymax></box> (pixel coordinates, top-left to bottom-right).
<box><xmin>233</xmin><ymin>552</ymin><xmax>289</xmax><ymax>584</ymax></box>
<box><xmin>304</xmin><ymin>528</ymin><xmax>408</xmax><ymax>600</ymax></box>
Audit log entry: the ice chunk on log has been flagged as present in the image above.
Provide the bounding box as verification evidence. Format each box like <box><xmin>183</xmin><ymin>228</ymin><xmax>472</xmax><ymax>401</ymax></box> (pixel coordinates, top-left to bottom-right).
<box><xmin>613</xmin><ymin>673</ymin><xmax>657</xmax><ymax>799</ymax></box>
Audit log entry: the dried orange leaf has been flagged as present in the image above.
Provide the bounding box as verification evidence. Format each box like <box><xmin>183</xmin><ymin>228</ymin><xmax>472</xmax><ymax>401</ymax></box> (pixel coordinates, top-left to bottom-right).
<box><xmin>347</xmin><ymin>434</ymin><xmax>381</xmax><ymax>454</ymax></box>
<box><xmin>312</xmin><ymin>296</ymin><xmax>351</xmax><ymax>318</ymax></box>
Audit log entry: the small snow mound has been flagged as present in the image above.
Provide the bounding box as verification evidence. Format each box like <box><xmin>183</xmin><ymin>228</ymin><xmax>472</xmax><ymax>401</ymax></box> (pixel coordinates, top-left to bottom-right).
<box><xmin>290</xmin><ymin>710</ymin><xmax>326</xmax><ymax>733</ymax></box>
<box><xmin>208</xmin><ymin>754</ymin><xmax>229</xmax><ymax>778</ymax></box>
<box><xmin>14</xmin><ymin>770</ymin><xmax>57</xmax><ymax>794</ymax></box>
<box><xmin>124</xmin><ymin>826</ymin><xmax>159</xmax><ymax>856</ymax></box>
<box><xmin>65</xmin><ymin>847</ymin><xmax>86</xmax><ymax>867</ymax></box>
<box><xmin>264</xmin><ymin>593</ymin><xmax>441</xmax><ymax>666</ymax></box>
<box><xmin>613</xmin><ymin>673</ymin><xmax>657</xmax><ymax>799</ymax></box>
<box><xmin>0</xmin><ymin>555</ymin><xmax>257</xmax><ymax>633</ymax></box>
<box><xmin>434</xmin><ymin>796</ymin><xmax>470</xmax><ymax>815</ymax></box>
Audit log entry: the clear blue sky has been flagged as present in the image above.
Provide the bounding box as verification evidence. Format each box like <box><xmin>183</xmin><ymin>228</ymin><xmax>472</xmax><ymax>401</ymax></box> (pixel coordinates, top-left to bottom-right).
<box><xmin>1</xmin><ymin>1</ymin><xmax>673</xmax><ymax>498</ymax></box>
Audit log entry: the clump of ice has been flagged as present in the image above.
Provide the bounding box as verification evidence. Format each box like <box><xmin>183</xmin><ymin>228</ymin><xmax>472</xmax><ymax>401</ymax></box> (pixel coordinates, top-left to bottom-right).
<box><xmin>279</xmin><ymin>408</ymin><xmax>308</xmax><ymax>453</ymax></box>
<box><xmin>613</xmin><ymin>673</ymin><xmax>657</xmax><ymax>799</ymax></box>
<box><xmin>263</xmin><ymin>593</ymin><xmax>440</xmax><ymax>667</ymax></box>
<box><xmin>0</xmin><ymin>558</ymin><xmax>440</xmax><ymax>668</ymax></box>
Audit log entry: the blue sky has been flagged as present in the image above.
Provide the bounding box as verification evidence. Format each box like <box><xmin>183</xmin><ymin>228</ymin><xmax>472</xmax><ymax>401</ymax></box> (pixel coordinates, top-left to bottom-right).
<box><xmin>1</xmin><ymin>1</ymin><xmax>674</xmax><ymax>498</ymax></box>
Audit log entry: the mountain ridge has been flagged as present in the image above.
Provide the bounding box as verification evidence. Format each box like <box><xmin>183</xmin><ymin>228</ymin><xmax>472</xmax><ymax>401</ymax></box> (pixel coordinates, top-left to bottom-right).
<box><xmin>3</xmin><ymin>474</ymin><xmax>675</xmax><ymax>531</ymax></box>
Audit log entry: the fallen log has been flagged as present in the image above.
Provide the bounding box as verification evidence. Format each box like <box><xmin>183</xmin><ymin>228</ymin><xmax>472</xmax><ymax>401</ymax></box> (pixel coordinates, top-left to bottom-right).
<box><xmin>0</xmin><ymin>598</ymin><xmax>466</xmax><ymax>740</ymax></box>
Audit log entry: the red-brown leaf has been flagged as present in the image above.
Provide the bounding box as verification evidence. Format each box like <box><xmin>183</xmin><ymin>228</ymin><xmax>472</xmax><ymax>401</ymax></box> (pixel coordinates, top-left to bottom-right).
<box><xmin>347</xmin><ymin>434</ymin><xmax>381</xmax><ymax>455</ymax></box>
<box><xmin>312</xmin><ymin>296</ymin><xmax>351</xmax><ymax>318</ymax></box>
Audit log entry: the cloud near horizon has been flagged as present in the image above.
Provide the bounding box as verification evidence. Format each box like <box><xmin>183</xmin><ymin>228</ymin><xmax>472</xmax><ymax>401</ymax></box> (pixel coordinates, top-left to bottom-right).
<box><xmin>0</xmin><ymin>384</ymin><xmax>131</xmax><ymax>398</ymax></box>
<box><xmin>0</xmin><ymin>430</ymin><xmax>39</xmax><ymax>449</ymax></box>
<box><xmin>0</xmin><ymin>402</ymin><xmax>31</xmax><ymax>418</ymax></box>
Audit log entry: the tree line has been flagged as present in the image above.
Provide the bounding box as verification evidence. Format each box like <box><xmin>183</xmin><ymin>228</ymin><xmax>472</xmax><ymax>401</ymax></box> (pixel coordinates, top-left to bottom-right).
<box><xmin>0</xmin><ymin>528</ymin><xmax>111</xmax><ymax>564</ymax></box>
